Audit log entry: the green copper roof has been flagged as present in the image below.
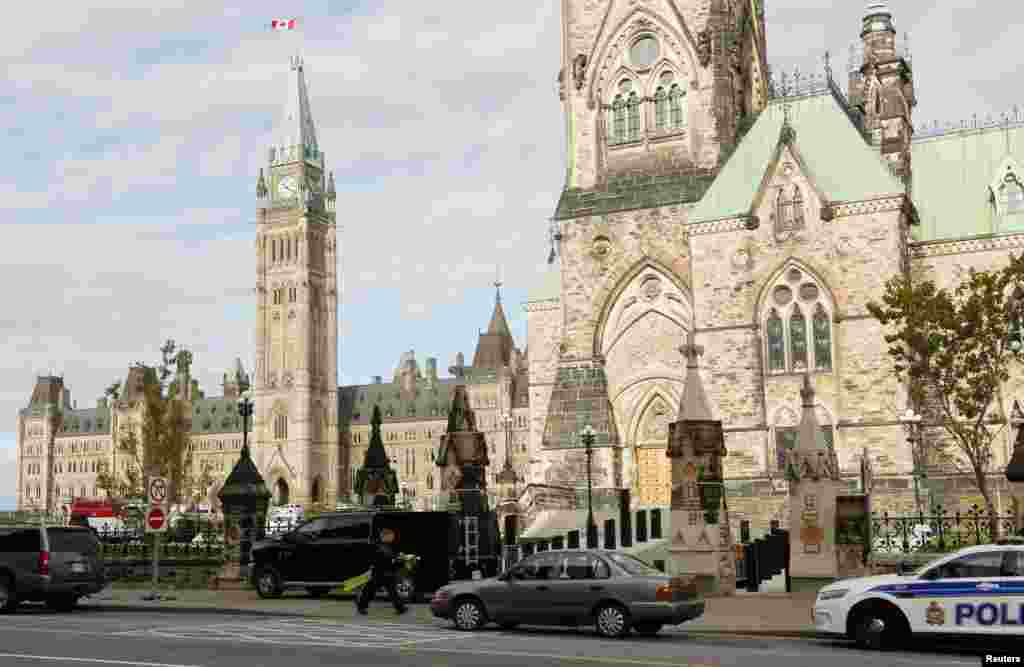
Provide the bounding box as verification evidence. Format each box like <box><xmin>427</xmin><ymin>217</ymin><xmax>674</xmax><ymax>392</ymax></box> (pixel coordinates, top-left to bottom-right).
<box><xmin>911</xmin><ymin>121</ymin><xmax>1024</xmax><ymax>240</ymax></box>
<box><xmin>690</xmin><ymin>92</ymin><xmax>905</xmax><ymax>223</ymax></box>
<box><xmin>338</xmin><ymin>379</ymin><xmax>456</xmax><ymax>425</ymax></box>
<box><xmin>58</xmin><ymin>407</ymin><xmax>111</xmax><ymax>434</ymax></box>
<box><xmin>191</xmin><ymin>398</ymin><xmax>248</xmax><ymax>434</ymax></box>
<box><xmin>527</xmin><ymin>261</ymin><xmax>562</xmax><ymax>303</ymax></box>
<box><xmin>554</xmin><ymin>171</ymin><xmax>715</xmax><ymax>221</ymax></box>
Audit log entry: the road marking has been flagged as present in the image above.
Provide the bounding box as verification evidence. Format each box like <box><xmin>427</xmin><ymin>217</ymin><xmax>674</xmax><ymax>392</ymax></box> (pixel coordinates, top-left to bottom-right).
<box><xmin>0</xmin><ymin>655</ymin><xmax>203</xmax><ymax>667</ymax></box>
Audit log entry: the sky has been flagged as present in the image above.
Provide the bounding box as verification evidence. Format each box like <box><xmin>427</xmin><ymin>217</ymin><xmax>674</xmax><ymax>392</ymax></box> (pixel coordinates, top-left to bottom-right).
<box><xmin>1</xmin><ymin>1</ymin><xmax>1022</xmax><ymax>510</ymax></box>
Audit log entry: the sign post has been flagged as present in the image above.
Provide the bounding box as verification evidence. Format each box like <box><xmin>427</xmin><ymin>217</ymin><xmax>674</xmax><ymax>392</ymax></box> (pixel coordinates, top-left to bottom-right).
<box><xmin>146</xmin><ymin>476</ymin><xmax>169</xmax><ymax>600</ymax></box>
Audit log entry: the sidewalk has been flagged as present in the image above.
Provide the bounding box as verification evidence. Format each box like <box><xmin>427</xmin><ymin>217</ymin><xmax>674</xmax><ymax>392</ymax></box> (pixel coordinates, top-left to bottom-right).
<box><xmin>81</xmin><ymin>585</ymin><xmax>819</xmax><ymax>639</ymax></box>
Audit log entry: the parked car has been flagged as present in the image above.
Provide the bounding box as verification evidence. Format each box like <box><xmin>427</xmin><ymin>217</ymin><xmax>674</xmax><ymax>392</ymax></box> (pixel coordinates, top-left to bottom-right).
<box><xmin>0</xmin><ymin>523</ymin><xmax>108</xmax><ymax>613</ymax></box>
<box><xmin>429</xmin><ymin>550</ymin><xmax>705</xmax><ymax>638</ymax></box>
<box><xmin>250</xmin><ymin>510</ymin><xmax>456</xmax><ymax>603</ymax></box>
<box><xmin>815</xmin><ymin>540</ymin><xmax>1024</xmax><ymax>649</ymax></box>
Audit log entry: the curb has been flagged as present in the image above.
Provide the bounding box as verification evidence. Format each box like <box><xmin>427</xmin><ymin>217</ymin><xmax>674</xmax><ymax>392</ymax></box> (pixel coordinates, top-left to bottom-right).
<box><xmin>82</xmin><ymin>603</ymin><xmax>819</xmax><ymax>639</ymax></box>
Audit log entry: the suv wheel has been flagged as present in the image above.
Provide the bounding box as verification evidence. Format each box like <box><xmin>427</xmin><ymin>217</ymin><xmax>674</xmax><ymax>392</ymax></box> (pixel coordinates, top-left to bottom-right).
<box><xmin>255</xmin><ymin>567</ymin><xmax>284</xmax><ymax>599</ymax></box>
<box><xmin>46</xmin><ymin>594</ymin><xmax>78</xmax><ymax>612</ymax></box>
<box><xmin>0</xmin><ymin>575</ymin><xmax>17</xmax><ymax>613</ymax></box>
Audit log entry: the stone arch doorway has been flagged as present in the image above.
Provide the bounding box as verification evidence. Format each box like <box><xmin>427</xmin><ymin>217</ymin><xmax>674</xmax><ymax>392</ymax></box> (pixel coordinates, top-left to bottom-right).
<box><xmin>274</xmin><ymin>478</ymin><xmax>290</xmax><ymax>506</ymax></box>
<box><xmin>630</xmin><ymin>392</ymin><xmax>676</xmax><ymax>507</ymax></box>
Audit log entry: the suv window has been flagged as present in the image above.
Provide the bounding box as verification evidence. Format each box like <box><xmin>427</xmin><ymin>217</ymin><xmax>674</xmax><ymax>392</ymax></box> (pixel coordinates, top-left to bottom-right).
<box><xmin>324</xmin><ymin>516</ymin><xmax>371</xmax><ymax>540</ymax></box>
<box><xmin>296</xmin><ymin>518</ymin><xmax>329</xmax><ymax>537</ymax></box>
<box><xmin>47</xmin><ymin>528</ymin><xmax>99</xmax><ymax>553</ymax></box>
<box><xmin>0</xmin><ymin>528</ymin><xmax>41</xmax><ymax>552</ymax></box>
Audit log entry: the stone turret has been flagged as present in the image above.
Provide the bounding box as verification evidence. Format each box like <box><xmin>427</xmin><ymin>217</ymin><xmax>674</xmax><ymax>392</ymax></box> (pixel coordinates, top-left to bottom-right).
<box><xmin>666</xmin><ymin>329</ymin><xmax>735</xmax><ymax>595</ymax></box>
<box><xmin>435</xmin><ymin>385</ymin><xmax>489</xmax><ymax>514</ymax></box>
<box><xmin>786</xmin><ymin>373</ymin><xmax>844</xmax><ymax>590</ymax></box>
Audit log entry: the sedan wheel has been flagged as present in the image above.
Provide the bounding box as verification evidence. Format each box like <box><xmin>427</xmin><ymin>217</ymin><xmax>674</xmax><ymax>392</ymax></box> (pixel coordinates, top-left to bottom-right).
<box><xmin>255</xmin><ymin>568</ymin><xmax>283</xmax><ymax>599</ymax></box>
<box><xmin>854</xmin><ymin>609</ymin><xmax>905</xmax><ymax>650</ymax></box>
<box><xmin>595</xmin><ymin>604</ymin><xmax>630</xmax><ymax>639</ymax></box>
<box><xmin>453</xmin><ymin>598</ymin><xmax>486</xmax><ymax>631</ymax></box>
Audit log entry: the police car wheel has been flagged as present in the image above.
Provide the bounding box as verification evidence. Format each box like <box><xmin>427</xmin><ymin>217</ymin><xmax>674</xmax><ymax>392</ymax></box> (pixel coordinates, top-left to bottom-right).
<box><xmin>853</xmin><ymin>609</ymin><xmax>906</xmax><ymax>650</ymax></box>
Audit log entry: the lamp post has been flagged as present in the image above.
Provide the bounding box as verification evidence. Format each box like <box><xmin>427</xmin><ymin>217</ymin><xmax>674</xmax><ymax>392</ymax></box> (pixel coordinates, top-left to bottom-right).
<box><xmin>496</xmin><ymin>413</ymin><xmax>519</xmax><ymax>499</ymax></box>
<box><xmin>238</xmin><ymin>392</ymin><xmax>254</xmax><ymax>456</ymax></box>
<box><xmin>580</xmin><ymin>424</ymin><xmax>598</xmax><ymax>549</ymax></box>
<box><xmin>899</xmin><ymin>407</ymin><xmax>927</xmax><ymax>516</ymax></box>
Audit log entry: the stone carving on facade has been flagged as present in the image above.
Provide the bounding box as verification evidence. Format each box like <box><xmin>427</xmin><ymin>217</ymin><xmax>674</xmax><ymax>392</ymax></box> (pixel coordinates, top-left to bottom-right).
<box><xmin>731</xmin><ymin>247</ymin><xmax>753</xmax><ymax>270</ymax></box>
<box><xmin>282</xmin><ymin>372</ymin><xmax>293</xmax><ymax>389</ymax></box>
<box><xmin>591</xmin><ymin>235</ymin><xmax>613</xmax><ymax>260</ymax></box>
<box><xmin>572</xmin><ymin>54</ymin><xmax>588</xmax><ymax>91</ymax></box>
<box><xmin>696</xmin><ymin>29</ymin><xmax>712</xmax><ymax>67</ymax></box>
<box><xmin>833</xmin><ymin>234</ymin><xmax>869</xmax><ymax>257</ymax></box>
<box><xmin>267</xmin><ymin>371</ymin><xmax>277</xmax><ymax>388</ymax></box>
<box><xmin>641</xmin><ymin>398</ymin><xmax>672</xmax><ymax>440</ymax></box>
<box><xmin>641</xmin><ymin>275</ymin><xmax>662</xmax><ymax>301</ymax></box>
<box><xmin>558</xmin><ymin>68</ymin><xmax>565</xmax><ymax>100</ymax></box>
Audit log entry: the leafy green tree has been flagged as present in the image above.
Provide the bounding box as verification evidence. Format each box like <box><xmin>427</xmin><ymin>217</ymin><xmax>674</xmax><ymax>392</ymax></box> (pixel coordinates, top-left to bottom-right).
<box><xmin>95</xmin><ymin>340</ymin><xmax>195</xmax><ymax>505</ymax></box>
<box><xmin>868</xmin><ymin>253</ymin><xmax>1024</xmax><ymax>531</ymax></box>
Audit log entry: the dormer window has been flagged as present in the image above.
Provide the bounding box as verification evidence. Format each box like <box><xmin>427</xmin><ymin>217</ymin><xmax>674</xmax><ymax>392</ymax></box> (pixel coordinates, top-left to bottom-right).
<box><xmin>1002</xmin><ymin>176</ymin><xmax>1024</xmax><ymax>214</ymax></box>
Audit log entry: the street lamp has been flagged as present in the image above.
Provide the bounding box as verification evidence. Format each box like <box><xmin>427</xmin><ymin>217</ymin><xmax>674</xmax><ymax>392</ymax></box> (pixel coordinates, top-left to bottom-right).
<box><xmin>237</xmin><ymin>391</ymin><xmax>254</xmax><ymax>457</ymax></box>
<box><xmin>580</xmin><ymin>424</ymin><xmax>598</xmax><ymax>549</ymax></box>
<box><xmin>496</xmin><ymin>413</ymin><xmax>519</xmax><ymax>498</ymax></box>
<box><xmin>899</xmin><ymin>407</ymin><xmax>928</xmax><ymax>516</ymax></box>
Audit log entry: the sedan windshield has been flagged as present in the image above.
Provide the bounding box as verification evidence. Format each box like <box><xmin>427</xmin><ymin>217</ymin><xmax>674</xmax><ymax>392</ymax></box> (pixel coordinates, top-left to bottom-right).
<box><xmin>605</xmin><ymin>552</ymin><xmax>662</xmax><ymax>576</ymax></box>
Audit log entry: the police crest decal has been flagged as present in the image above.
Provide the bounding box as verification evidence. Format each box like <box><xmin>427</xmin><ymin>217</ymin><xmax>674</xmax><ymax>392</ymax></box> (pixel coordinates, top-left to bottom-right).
<box><xmin>926</xmin><ymin>601</ymin><xmax>945</xmax><ymax>626</ymax></box>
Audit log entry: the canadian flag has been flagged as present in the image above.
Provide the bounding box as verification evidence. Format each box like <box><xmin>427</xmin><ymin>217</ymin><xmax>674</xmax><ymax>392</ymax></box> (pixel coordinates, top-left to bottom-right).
<box><xmin>271</xmin><ymin>19</ymin><xmax>297</xmax><ymax>30</ymax></box>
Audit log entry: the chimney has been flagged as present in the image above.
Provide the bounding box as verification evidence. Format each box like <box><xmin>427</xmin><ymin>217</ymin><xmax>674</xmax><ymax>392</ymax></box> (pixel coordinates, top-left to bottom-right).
<box><xmin>63</xmin><ymin>388</ymin><xmax>72</xmax><ymax>409</ymax></box>
<box><xmin>373</xmin><ymin>376</ymin><xmax>383</xmax><ymax>384</ymax></box>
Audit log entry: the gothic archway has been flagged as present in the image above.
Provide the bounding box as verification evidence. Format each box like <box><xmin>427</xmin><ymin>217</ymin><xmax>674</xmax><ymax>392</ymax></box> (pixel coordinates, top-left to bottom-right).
<box><xmin>631</xmin><ymin>392</ymin><xmax>676</xmax><ymax>507</ymax></box>
<box><xmin>274</xmin><ymin>478</ymin><xmax>290</xmax><ymax>506</ymax></box>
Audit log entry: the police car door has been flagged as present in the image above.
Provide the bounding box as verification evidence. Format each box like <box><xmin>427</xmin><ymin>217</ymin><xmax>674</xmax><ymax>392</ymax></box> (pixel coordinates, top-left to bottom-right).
<box><xmin>908</xmin><ymin>549</ymin><xmax>1016</xmax><ymax>636</ymax></box>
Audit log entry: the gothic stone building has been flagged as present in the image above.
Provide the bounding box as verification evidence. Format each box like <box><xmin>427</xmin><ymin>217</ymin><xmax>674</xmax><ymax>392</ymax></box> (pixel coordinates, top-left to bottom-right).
<box><xmin>15</xmin><ymin>360</ymin><xmax>255</xmax><ymax>512</ymax></box>
<box><xmin>526</xmin><ymin>0</ymin><xmax>1024</xmax><ymax>529</ymax></box>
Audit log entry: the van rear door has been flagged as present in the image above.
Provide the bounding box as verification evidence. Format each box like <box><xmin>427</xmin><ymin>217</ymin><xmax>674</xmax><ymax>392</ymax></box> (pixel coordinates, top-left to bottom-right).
<box><xmin>46</xmin><ymin>528</ymin><xmax>103</xmax><ymax>588</ymax></box>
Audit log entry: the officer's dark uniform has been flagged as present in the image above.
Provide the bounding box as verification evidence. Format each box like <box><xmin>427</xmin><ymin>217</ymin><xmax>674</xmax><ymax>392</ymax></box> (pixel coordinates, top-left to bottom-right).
<box><xmin>356</xmin><ymin>537</ymin><xmax>407</xmax><ymax>614</ymax></box>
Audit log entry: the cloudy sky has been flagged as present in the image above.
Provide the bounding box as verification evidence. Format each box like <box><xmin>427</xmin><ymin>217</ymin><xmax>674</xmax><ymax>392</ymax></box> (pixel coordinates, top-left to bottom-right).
<box><xmin>2</xmin><ymin>1</ymin><xmax>1021</xmax><ymax>510</ymax></box>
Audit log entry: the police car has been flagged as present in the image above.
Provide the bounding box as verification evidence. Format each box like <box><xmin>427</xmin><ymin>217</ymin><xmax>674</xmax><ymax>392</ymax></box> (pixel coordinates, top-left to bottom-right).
<box><xmin>814</xmin><ymin>540</ymin><xmax>1024</xmax><ymax>650</ymax></box>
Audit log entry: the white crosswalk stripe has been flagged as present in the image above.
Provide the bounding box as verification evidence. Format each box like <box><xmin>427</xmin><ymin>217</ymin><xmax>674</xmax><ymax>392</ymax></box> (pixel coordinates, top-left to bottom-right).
<box><xmin>111</xmin><ymin>619</ymin><xmax>465</xmax><ymax>649</ymax></box>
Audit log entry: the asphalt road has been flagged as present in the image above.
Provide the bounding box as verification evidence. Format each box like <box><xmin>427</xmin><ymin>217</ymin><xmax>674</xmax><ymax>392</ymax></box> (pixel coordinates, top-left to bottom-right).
<box><xmin>0</xmin><ymin>605</ymin><xmax>1008</xmax><ymax>667</ymax></box>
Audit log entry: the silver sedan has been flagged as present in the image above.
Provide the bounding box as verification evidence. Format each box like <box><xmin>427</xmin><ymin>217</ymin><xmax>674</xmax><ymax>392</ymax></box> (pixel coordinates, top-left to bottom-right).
<box><xmin>430</xmin><ymin>549</ymin><xmax>705</xmax><ymax>638</ymax></box>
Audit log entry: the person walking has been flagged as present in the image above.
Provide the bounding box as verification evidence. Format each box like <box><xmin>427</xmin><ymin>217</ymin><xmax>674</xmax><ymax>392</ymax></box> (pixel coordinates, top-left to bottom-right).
<box><xmin>356</xmin><ymin>527</ymin><xmax>408</xmax><ymax>615</ymax></box>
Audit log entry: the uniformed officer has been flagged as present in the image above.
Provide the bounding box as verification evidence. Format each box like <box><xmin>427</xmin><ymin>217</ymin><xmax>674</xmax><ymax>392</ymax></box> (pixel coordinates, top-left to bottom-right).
<box><xmin>356</xmin><ymin>527</ymin><xmax>408</xmax><ymax>615</ymax></box>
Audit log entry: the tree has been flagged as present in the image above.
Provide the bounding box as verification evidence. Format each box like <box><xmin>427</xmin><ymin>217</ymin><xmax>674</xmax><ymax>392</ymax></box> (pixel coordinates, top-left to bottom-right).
<box><xmin>867</xmin><ymin>252</ymin><xmax>1024</xmax><ymax>533</ymax></box>
<box><xmin>96</xmin><ymin>340</ymin><xmax>195</xmax><ymax>505</ymax></box>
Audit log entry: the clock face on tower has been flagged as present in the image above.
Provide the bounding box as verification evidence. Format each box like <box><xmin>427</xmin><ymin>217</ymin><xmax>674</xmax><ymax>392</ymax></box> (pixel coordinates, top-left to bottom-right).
<box><xmin>277</xmin><ymin>175</ymin><xmax>297</xmax><ymax>198</ymax></box>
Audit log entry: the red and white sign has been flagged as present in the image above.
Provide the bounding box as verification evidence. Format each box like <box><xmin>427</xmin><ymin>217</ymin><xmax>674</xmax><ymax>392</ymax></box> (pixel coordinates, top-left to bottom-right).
<box><xmin>145</xmin><ymin>507</ymin><xmax>167</xmax><ymax>533</ymax></box>
<box><xmin>271</xmin><ymin>18</ymin><xmax>297</xmax><ymax>30</ymax></box>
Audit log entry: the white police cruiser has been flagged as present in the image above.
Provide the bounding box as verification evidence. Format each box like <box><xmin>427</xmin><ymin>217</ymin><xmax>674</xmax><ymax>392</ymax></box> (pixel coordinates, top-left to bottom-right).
<box><xmin>814</xmin><ymin>540</ymin><xmax>1024</xmax><ymax>650</ymax></box>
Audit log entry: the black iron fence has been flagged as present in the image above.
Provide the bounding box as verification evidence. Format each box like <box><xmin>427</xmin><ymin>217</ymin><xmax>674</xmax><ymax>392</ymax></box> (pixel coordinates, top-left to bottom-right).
<box><xmin>866</xmin><ymin>504</ymin><xmax>1020</xmax><ymax>555</ymax></box>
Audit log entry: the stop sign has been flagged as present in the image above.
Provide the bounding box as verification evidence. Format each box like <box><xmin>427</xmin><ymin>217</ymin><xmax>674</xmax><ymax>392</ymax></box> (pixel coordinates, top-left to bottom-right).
<box><xmin>146</xmin><ymin>507</ymin><xmax>166</xmax><ymax>531</ymax></box>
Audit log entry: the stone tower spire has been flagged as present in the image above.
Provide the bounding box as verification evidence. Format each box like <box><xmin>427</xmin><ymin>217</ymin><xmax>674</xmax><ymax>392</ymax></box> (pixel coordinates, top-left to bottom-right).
<box><xmin>851</xmin><ymin>2</ymin><xmax>916</xmax><ymax>185</ymax></box>
<box><xmin>254</xmin><ymin>55</ymin><xmax>338</xmax><ymax>508</ymax></box>
<box><xmin>274</xmin><ymin>54</ymin><xmax>319</xmax><ymax>161</ymax></box>
<box><xmin>678</xmin><ymin>329</ymin><xmax>713</xmax><ymax>422</ymax></box>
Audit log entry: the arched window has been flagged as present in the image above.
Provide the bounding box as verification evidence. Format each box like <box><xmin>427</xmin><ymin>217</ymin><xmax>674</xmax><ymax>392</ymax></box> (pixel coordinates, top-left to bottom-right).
<box><xmin>791</xmin><ymin>185</ymin><xmax>805</xmax><ymax>226</ymax></box>
<box><xmin>790</xmin><ymin>306</ymin><xmax>808</xmax><ymax>372</ymax></box>
<box><xmin>274</xmin><ymin>414</ymin><xmax>288</xmax><ymax>440</ymax></box>
<box><xmin>655</xmin><ymin>87</ymin><xmax>668</xmax><ymax>130</ymax></box>
<box><xmin>812</xmin><ymin>304</ymin><xmax>832</xmax><ymax>371</ymax></box>
<box><xmin>669</xmin><ymin>84</ymin><xmax>685</xmax><ymax>128</ymax></box>
<box><xmin>762</xmin><ymin>266</ymin><xmax>834</xmax><ymax>374</ymax></box>
<box><xmin>766</xmin><ymin>309</ymin><xmax>785</xmax><ymax>372</ymax></box>
<box><xmin>612</xmin><ymin>95</ymin><xmax>626</xmax><ymax>145</ymax></box>
<box><xmin>627</xmin><ymin>92</ymin><xmax>641</xmax><ymax>141</ymax></box>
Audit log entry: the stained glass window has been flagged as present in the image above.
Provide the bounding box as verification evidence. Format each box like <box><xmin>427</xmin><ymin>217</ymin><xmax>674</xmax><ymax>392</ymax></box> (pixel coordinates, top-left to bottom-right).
<box><xmin>813</xmin><ymin>304</ymin><xmax>832</xmax><ymax>370</ymax></box>
<box><xmin>775</xmin><ymin>428</ymin><xmax>798</xmax><ymax>470</ymax></box>
<box><xmin>669</xmin><ymin>84</ymin><xmax>685</xmax><ymax>128</ymax></box>
<box><xmin>777</xmin><ymin>188</ymin><xmax>793</xmax><ymax>227</ymax></box>
<box><xmin>655</xmin><ymin>87</ymin><xmax>668</xmax><ymax>130</ymax></box>
<box><xmin>767</xmin><ymin>309</ymin><xmax>785</xmax><ymax>372</ymax></box>
<box><xmin>612</xmin><ymin>96</ymin><xmax>626</xmax><ymax>144</ymax></box>
<box><xmin>627</xmin><ymin>93</ymin><xmax>641</xmax><ymax>141</ymax></box>
<box><xmin>790</xmin><ymin>306</ymin><xmax>808</xmax><ymax>371</ymax></box>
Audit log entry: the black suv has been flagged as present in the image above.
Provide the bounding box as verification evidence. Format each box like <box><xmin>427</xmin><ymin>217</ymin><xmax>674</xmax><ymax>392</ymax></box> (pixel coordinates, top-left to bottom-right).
<box><xmin>0</xmin><ymin>524</ymin><xmax>107</xmax><ymax>612</ymax></box>
<box><xmin>250</xmin><ymin>510</ymin><xmax>453</xmax><ymax>602</ymax></box>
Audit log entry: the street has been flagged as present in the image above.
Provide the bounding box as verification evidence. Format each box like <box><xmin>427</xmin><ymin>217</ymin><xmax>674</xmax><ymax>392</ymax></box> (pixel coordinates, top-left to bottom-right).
<box><xmin>0</xmin><ymin>606</ymin><xmax>999</xmax><ymax>667</ymax></box>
